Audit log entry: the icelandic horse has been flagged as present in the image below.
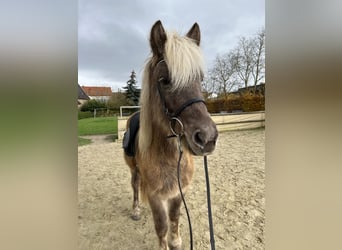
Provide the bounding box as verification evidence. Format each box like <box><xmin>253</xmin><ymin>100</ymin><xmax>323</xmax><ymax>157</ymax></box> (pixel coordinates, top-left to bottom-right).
<box><xmin>123</xmin><ymin>20</ymin><xmax>218</xmax><ymax>250</ymax></box>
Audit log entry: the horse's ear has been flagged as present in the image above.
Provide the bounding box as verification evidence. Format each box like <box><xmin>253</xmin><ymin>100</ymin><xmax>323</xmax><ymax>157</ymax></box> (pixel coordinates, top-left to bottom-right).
<box><xmin>186</xmin><ymin>23</ymin><xmax>201</xmax><ymax>46</ymax></box>
<box><xmin>150</xmin><ymin>20</ymin><xmax>167</xmax><ymax>57</ymax></box>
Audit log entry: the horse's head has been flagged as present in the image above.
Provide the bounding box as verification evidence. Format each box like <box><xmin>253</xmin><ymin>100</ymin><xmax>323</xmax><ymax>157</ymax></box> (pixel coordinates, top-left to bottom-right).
<box><xmin>148</xmin><ymin>20</ymin><xmax>218</xmax><ymax>156</ymax></box>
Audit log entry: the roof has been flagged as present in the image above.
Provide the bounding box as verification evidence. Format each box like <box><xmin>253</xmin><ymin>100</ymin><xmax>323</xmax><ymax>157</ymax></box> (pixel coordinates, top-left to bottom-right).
<box><xmin>229</xmin><ymin>83</ymin><xmax>265</xmax><ymax>96</ymax></box>
<box><xmin>238</xmin><ymin>83</ymin><xmax>265</xmax><ymax>92</ymax></box>
<box><xmin>82</xmin><ymin>86</ymin><xmax>113</xmax><ymax>97</ymax></box>
<box><xmin>78</xmin><ymin>84</ymin><xmax>90</xmax><ymax>100</ymax></box>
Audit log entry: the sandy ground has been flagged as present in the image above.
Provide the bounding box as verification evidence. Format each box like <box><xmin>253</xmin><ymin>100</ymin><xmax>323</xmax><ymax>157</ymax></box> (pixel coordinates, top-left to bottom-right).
<box><xmin>78</xmin><ymin>129</ymin><xmax>265</xmax><ymax>250</ymax></box>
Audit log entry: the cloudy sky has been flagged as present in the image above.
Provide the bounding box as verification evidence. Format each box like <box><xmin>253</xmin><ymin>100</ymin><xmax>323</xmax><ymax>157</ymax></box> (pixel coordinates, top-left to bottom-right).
<box><xmin>78</xmin><ymin>0</ymin><xmax>264</xmax><ymax>91</ymax></box>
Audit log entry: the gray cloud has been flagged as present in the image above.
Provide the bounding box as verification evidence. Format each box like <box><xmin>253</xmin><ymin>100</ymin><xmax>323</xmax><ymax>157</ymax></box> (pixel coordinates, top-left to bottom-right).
<box><xmin>78</xmin><ymin>0</ymin><xmax>264</xmax><ymax>90</ymax></box>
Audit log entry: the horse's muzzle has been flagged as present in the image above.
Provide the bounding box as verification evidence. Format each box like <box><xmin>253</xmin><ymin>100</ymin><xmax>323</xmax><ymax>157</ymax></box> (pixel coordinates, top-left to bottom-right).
<box><xmin>190</xmin><ymin>123</ymin><xmax>218</xmax><ymax>156</ymax></box>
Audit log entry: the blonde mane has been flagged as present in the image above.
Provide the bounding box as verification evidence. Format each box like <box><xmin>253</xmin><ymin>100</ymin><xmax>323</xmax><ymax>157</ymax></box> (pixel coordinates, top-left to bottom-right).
<box><xmin>138</xmin><ymin>31</ymin><xmax>204</xmax><ymax>154</ymax></box>
<box><xmin>165</xmin><ymin>31</ymin><xmax>204</xmax><ymax>90</ymax></box>
<box><xmin>138</xmin><ymin>61</ymin><xmax>153</xmax><ymax>155</ymax></box>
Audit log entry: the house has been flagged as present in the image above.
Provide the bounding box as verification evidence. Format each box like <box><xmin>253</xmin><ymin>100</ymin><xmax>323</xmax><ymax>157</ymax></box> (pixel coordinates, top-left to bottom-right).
<box><xmin>227</xmin><ymin>82</ymin><xmax>265</xmax><ymax>98</ymax></box>
<box><xmin>81</xmin><ymin>86</ymin><xmax>113</xmax><ymax>102</ymax></box>
<box><xmin>237</xmin><ymin>83</ymin><xmax>265</xmax><ymax>96</ymax></box>
<box><xmin>78</xmin><ymin>84</ymin><xmax>90</xmax><ymax>109</ymax></box>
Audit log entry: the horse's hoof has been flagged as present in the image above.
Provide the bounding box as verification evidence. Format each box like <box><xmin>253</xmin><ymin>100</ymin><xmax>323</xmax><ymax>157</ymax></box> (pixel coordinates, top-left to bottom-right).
<box><xmin>169</xmin><ymin>240</ymin><xmax>182</xmax><ymax>250</ymax></box>
<box><xmin>169</xmin><ymin>245</ymin><xmax>182</xmax><ymax>250</ymax></box>
<box><xmin>131</xmin><ymin>214</ymin><xmax>141</xmax><ymax>221</ymax></box>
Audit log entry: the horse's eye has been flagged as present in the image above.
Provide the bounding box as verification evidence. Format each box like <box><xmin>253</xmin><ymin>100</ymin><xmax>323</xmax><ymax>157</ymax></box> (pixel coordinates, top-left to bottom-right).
<box><xmin>158</xmin><ymin>77</ymin><xmax>170</xmax><ymax>86</ymax></box>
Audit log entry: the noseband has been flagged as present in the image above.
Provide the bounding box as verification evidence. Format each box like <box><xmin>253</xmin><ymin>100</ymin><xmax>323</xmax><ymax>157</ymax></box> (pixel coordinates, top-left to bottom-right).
<box><xmin>156</xmin><ymin>60</ymin><xmax>205</xmax><ymax>136</ymax></box>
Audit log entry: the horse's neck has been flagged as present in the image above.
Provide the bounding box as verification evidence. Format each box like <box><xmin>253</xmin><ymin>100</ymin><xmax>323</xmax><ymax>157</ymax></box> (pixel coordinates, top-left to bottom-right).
<box><xmin>139</xmin><ymin>94</ymin><xmax>181</xmax><ymax>156</ymax></box>
<box><xmin>150</xmin><ymin>120</ymin><xmax>179</xmax><ymax>154</ymax></box>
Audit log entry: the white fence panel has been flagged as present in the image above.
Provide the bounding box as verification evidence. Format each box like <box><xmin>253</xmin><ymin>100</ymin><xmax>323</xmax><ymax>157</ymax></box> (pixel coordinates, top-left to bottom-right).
<box><xmin>117</xmin><ymin>111</ymin><xmax>265</xmax><ymax>141</ymax></box>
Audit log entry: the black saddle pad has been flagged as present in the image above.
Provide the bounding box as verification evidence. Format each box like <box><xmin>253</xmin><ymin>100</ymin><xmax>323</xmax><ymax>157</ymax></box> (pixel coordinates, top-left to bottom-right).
<box><xmin>123</xmin><ymin>112</ymin><xmax>140</xmax><ymax>157</ymax></box>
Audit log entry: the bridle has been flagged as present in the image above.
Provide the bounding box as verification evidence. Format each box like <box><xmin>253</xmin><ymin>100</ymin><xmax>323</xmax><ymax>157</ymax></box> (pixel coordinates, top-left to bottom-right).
<box><xmin>155</xmin><ymin>59</ymin><xmax>206</xmax><ymax>136</ymax></box>
<box><xmin>155</xmin><ymin>59</ymin><xmax>216</xmax><ymax>250</ymax></box>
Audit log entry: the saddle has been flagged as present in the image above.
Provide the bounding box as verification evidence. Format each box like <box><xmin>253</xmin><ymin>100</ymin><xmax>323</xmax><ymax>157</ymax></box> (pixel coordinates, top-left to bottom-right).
<box><xmin>122</xmin><ymin>112</ymin><xmax>140</xmax><ymax>157</ymax></box>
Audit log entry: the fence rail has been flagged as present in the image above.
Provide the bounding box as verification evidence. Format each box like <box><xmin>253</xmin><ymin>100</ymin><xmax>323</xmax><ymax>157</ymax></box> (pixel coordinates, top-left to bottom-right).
<box><xmin>117</xmin><ymin>111</ymin><xmax>265</xmax><ymax>141</ymax></box>
<box><xmin>119</xmin><ymin>106</ymin><xmax>140</xmax><ymax>118</ymax></box>
<box><xmin>215</xmin><ymin>119</ymin><xmax>265</xmax><ymax>125</ymax></box>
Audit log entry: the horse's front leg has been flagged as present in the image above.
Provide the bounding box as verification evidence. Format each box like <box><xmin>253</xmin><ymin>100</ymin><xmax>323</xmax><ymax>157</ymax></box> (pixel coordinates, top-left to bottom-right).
<box><xmin>130</xmin><ymin>167</ymin><xmax>141</xmax><ymax>220</ymax></box>
<box><xmin>168</xmin><ymin>195</ymin><xmax>183</xmax><ymax>250</ymax></box>
<box><xmin>148</xmin><ymin>195</ymin><xmax>169</xmax><ymax>250</ymax></box>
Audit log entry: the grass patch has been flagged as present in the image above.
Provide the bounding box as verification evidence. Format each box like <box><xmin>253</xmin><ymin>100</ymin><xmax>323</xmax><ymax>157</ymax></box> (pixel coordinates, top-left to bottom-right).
<box><xmin>78</xmin><ymin>116</ymin><xmax>118</xmax><ymax>136</ymax></box>
<box><xmin>78</xmin><ymin>137</ymin><xmax>92</xmax><ymax>146</ymax></box>
<box><xmin>78</xmin><ymin>111</ymin><xmax>93</xmax><ymax>120</ymax></box>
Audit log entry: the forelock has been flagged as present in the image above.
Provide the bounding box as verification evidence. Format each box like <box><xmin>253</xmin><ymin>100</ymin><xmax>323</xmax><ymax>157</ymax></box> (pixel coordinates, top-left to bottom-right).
<box><xmin>164</xmin><ymin>32</ymin><xmax>204</xmax><ymax>90</ymax></box>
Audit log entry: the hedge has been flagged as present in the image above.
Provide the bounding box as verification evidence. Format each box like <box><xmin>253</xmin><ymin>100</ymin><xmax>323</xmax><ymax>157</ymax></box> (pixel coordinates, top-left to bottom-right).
<box><xmin>206</xmin><ymin>95</ymin><xmax>265</xmax><ymax>113</ymax></box>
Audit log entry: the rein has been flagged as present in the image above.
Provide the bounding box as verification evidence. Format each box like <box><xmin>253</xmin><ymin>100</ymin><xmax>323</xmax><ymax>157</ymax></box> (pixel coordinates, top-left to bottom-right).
<box><xmin>155</xmin><ymin>59</ymin><xmax>216</xmax><ymax>249</ymax></box>
<box><xmin>172</xmin><ymin>124</ymin><xmax>215</xmax><ymax>250</ymax></box>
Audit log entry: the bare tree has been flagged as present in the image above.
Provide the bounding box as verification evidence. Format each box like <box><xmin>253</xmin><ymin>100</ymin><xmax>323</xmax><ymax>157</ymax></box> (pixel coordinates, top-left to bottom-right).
<box><xmin>204</xmin><ymin>27</ymin><xmax>265</xmax><ymax>98</ymax></box>
<box><xmin>251</xmin><ymin>28</ymin><xmax>265</xmax><ymax>91</ymax></box>
<box><xmin>202</xmin><ymin>74</ymin><xmax>217</xmax><ymax>99</ymax></box>
<box><xmin>205</xmin><ymin>52</ymin><xmax>240</xmax><ymax>100</ymax></box>
<box><xmin>234</xmin><ymin>36</ymin><xmax>255</xmax><ymax>88</ymax></box>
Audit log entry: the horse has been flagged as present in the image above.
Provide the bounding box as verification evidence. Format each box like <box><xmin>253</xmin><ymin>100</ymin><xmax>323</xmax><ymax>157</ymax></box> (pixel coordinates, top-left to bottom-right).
<box><xmin>123</xmin><ymin>20</ymin><xmax>218</xmax><ymax>250</ymax></box>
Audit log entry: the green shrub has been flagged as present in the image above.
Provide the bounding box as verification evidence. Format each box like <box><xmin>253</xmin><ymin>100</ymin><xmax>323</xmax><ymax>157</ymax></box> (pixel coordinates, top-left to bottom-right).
<box><xmin>80</xmin><ymin>99</ymin><xmax>107</xmax><ymax>112</ymax></box>
<box><xmin>92</xmin><ymin>109</ymin><xmax>118</xmax><ymax>117</ymax></box>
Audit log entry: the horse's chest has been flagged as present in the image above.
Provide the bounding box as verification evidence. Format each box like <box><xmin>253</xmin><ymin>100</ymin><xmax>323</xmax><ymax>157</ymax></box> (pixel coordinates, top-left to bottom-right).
<box><xmin>146</xmin><ymin>160</ymin><xmax>194</xmax><ymax>197</ymax></box>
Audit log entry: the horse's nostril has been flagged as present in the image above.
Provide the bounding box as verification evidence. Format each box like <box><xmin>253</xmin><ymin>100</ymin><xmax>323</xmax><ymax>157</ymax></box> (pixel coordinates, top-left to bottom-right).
<box><xmin>194</xmin><ymin>130</ymin><xmax>206</xmax><ymax>148</ymax></box>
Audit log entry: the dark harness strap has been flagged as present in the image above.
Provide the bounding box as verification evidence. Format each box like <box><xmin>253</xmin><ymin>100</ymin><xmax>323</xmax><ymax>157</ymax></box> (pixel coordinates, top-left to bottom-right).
<box><xmin>157</xmin><ymin>80</ymin><xmax>205</xmax><ymax>120</ymax></box>
<box><xmin>171</xmin><ymin>98</ymin><xmax>205</xmax><ymax>118</ymax></box>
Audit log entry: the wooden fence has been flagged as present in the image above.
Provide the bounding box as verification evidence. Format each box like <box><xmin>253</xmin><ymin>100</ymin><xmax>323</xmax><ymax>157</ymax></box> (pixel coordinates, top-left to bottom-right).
<box><xmin>117</xmin><ymin>111</ymin><xmax>265</xmax><ymax>141</ymax></box>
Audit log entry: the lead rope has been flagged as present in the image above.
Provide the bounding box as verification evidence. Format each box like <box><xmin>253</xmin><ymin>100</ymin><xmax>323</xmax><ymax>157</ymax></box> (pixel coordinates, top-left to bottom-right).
<box><xmin>204</xmin><ymin>155</ymin><xmax>216</xmax><ymax>250</ymax></box>
<box><xmin>171</xmin><ymin>118</ymin><xmax>215</xmax><ymax>250</ymax></box>
<box><xmin>176</xmin><ymin>135</ymin><xmax>194</xmax><ymax>250</ymax></box>
<box><xmin>175</xmin><ymin>136</ymin><xmax>216</xmax><ymax>250</ymax></box>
